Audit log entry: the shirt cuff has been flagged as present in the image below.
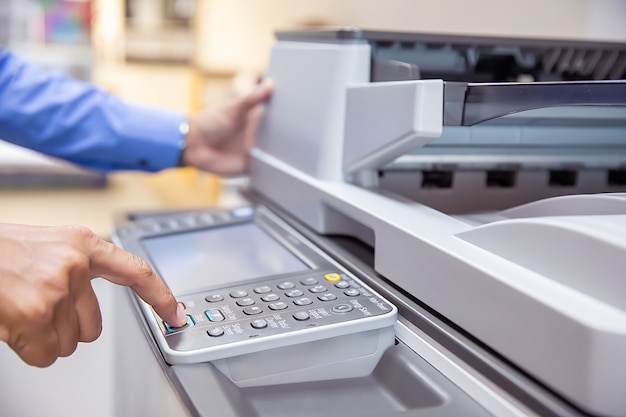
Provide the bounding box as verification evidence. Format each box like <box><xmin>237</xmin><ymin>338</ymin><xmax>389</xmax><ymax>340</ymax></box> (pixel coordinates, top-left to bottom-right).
<box><xmin>112</xmin><ymin>101</ymin><xmax>187</xmax><ymax>171</ymax></box>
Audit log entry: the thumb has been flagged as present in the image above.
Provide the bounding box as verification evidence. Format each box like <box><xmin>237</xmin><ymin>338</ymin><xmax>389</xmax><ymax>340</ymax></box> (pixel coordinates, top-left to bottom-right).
<box><xmin>236</xmin><ymin>79</ymin><xmax>274</xmax><ymax>113</ymax></box>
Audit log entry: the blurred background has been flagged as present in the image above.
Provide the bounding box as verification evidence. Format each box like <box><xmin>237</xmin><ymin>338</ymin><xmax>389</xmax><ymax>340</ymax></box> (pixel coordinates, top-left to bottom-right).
<box><xmin>0</xmin><ymin>1</ymin><xmax>625</xmax><ymax>416</ymax></box>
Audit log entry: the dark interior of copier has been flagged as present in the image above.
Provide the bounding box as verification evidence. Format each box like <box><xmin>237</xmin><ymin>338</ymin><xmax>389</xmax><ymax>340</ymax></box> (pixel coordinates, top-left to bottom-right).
<box><xmin>363</xmin><ymin>31</ymin><xmax>626</xmax><ymax>216</ymax></box>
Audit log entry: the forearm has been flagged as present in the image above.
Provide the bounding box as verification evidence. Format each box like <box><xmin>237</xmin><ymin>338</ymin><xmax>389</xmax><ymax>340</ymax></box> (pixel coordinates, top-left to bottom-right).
<box><xmin>0</xmin><ymin>47</ymin><xmax>185</xmax><ymax>172</ymax></box>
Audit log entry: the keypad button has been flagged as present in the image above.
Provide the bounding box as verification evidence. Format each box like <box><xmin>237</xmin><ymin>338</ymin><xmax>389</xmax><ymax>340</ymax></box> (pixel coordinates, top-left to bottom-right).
<box><xmin>205</xmin><ymin>294</ymin><xmax>224</xmax><ymax>303</ymax></box>
<box><xmin>164</xmin><ymin>322</ymin><xmax>179</xmax><ymax>333</ymax></box>
<box><xmin>183</xmin><ymin>216</ymin><xmax>199</xmax><ymax>227</ymax></box>
<box><xmin>141</xmin><ymin>224</ymin><xmax>157</xmax><ymax>234</ymax></box>
<box><xmin>331</xmin><ymin>304</ymin><xmax>354</xmax><ymax>314</ymax></box>
<box><xmin>158</xmin><ymin>221</ymin><xmax>173</xmax><ymax>231</ymax></box>
<box><xmin>207</xmin><ymin>327</ymin><xmax>224</xmax><ymax>337</ymax></box>
<box><xmin>309</xmin><ymin>285</ymin><xmax>327</xmax><ymax>294</ymax></box>
<box><xmin>277</xmin><ymin>281</ymin><xmax>296</xmax><ymax>290</ymax></box>
<box><xmin>324</xmin><ymin>273</ymin><xmax>341</xmax><ymax>282</ymax></box>
<box><xmin>268</xmin><ymin>302</ymin><xmax>288</xmax><ymax>311</ymax></box>
<box><xmin>334</xmin><ymin>281</ymin><xmax>350</xmax><ymax>289</ymax></box>
<box><xmin>197</xmin><ymin>213</ymin><xmax>215</xmax><ymax>225</ymax></box>
<box><xmin>236</xmin><ymin>298</ymin><xmax>255</xmax><ymax>307</ymax></box>
<box><xmin>251</xmin><ymin>319</ymin><xmax>268</xmax><ymax>329</ymax></box>
<box><xmin>175</xmin><ymin>219</ymin><xmax>191</xmax><ymax>229</ymax></box>
<box><xmin>214</xmin><ymin>213</ymin><xmax>231</xmax><ymax>223</ymax></box>
<box><xmin>232</xmin><ymin>207</ymin><xmax>255</xmax><ymax>218</ymax></box>
<box><xmin>254</xmin><ymin>285</ymin><xmax>272</xmax><ymax>294</ymax></box>
<box><xmin>344</xmin><ymin>288</ymin><xmax>361</xmax><ymax>297</ymax></box>
<box><xmin>293</xmin><ymin>297</ymin><xmax>313</xmax><ymax>306</ymax></box>
<box><xmin>300</xmin><ymin>277</ymin><xmax>318</xmax><ymax>286</ymax></box>
<box><xmin>293</xmin><ymin>312</ymin><xmax>310</xmax><ymax>321</ymax></box>
<box><xmin>230</xmin><ymin>289</ymin><xmax>248</xmax><ymax>298</ymax></box>
<box><xmin>243</xmin><ymin>306</ymin><xmax>263</xmax><ymax>315</ymax></box>
<box><xmin>261</xmin><ymin>293</ymin><xmax>280</xmax><ymax>302</ymax></box>
<box><xmin>117</xmin><ymin>227</ymin><xmax>131</xmax><ymax>237</ymax></box>
<box><xmin>318</xmin><ymin>293</ymin><xmax>338</xmax><ymax>302</ymax></box>
<box><xmin>164</xmin><ymin>315</ymin><xmax>194</xmax><ymax>333</ymax></box>
<box><xmin>205</xmin><ymin>309</ymin><xmax>225</xmax><ymax>322</ymax></box>
<box><xmin>285</xmin><ymin>289</ymin><xmax>304</xmax><ymax>298</ymax></box>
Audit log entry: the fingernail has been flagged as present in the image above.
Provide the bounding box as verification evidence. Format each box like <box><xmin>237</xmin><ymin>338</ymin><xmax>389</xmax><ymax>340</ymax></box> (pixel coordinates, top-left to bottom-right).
<box><xmin>175</xmin><ymin>305</ymin><xmax>187</xmax><ymax>327</ymax></box>
<box><xmin>257</xmin><ymin>78</ymin><xmax>273</xmax><ymax>92</ymax></box>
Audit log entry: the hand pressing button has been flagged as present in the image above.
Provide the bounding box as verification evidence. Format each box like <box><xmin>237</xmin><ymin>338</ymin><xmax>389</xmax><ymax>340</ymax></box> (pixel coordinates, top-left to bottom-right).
<box><xmin>164</xmin><ymin>315</ymin><xmax>195</xmax><ymax>333</ymax></box>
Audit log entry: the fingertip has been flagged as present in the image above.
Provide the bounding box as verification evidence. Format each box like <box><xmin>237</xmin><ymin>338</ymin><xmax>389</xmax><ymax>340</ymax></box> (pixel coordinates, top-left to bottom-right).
<box><xmin>175</xmin><ymin>305</ymin><xmax>188</xmax><ymax>327</ymax></box>
<box><xmin>156</xmin><ymin>296</ymin><xmax>186</xmax><ymax>328</ymax></box>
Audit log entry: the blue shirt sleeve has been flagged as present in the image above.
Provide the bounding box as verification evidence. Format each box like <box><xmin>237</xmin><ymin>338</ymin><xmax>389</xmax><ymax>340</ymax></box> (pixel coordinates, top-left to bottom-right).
<box><xmin>0</xmin><ymin>46</ymin><xmax>186</xmax><ymax>172</ymax></box>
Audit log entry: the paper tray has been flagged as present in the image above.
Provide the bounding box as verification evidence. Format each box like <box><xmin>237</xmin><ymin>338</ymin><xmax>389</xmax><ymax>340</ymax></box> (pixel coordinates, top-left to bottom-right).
<box><xmin>168</xmin><ymin>341</ymin><xmax>490</xmax><ymax>417</ymax></box>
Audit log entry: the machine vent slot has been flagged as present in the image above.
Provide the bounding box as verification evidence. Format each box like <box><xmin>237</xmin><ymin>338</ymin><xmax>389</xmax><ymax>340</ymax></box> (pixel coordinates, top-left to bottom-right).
<box><xmin>549</xmin><ymin>170</ymin><xmax>577</xmax><ymax>187</ymax></box>
<box><xmin>421</xmin><ymin>170</ymin><xmax>453</xmax><ymax>188</ymax></box>
<box><xmin>608</xmin><ymin>169</ymin><xmax>626</xmax><ymax>186</ymax></box>
<box><xmin>486</xmin><ymin>170</ymin><xmax>517</xmax><ymax>188</ymax></box>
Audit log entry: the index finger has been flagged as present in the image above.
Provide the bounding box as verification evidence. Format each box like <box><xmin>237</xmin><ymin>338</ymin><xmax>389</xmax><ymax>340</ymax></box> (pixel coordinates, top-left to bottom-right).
<box><xmin>86</xmin><ymin>237</ymin><xmax>186</xmax><ymax>327</ymax></box>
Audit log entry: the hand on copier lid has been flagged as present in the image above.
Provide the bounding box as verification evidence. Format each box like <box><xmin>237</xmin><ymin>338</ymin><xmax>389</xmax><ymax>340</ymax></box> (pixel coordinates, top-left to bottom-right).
<box><xmin>0</xmin><ymin>223</ymin><xmax>186</xmax><ymax>367</ymax></box>
<box><xmin>181</xmin><ymin>79</ymin><xmax>274</xmax><ymax>175</ymax></box>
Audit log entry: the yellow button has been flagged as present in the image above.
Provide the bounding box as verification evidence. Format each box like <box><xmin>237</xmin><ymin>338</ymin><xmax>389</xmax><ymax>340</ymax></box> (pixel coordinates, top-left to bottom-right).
<box><xmin>324</xmin><ymin>273</ymin><xmax>341</xmax><ymax>282</ymax></box>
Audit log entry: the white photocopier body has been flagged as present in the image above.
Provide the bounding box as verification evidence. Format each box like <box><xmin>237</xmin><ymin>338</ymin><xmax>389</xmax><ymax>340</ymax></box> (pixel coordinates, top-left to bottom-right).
<box><xmin>112</xmin><ymin>29</ymin><xmax>626</xmax><ymax>417</ymax></box>
<box><xmin>250</xmin><ymin>29</ymin><xmax>626</xmax><ymax>417</ymax></box>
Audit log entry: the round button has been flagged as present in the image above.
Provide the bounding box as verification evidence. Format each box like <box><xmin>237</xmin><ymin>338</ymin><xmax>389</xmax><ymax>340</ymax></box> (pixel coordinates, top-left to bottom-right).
<box><xmin>318</xmin><ymin>293</ymin><xmax>338</xmax><ymax>302</ymax></box>
<box><xmin>230</xmin><ymin>289</ymin><xmax>248</xmax><ymax>298</ymax></box>
<box><xmin>251</xmin><ymin>319</ymin><xmax>268</xmax><ymax>329</ymax></box>
<box><xmin>205</xmin><ymin>309</ymin><xmax>225</xmax><ymax>322</ymax></box>
<box><xmin>254</xmin><ymin>285</ymin><xmax>272</xmax><ymax>294</ymax></box>
<box><xmin>331</xmin><ymin>304</ymin><xmax>354</xmax><ymax>314</ymax></box>
<box><xmin>334</xmin><ymin>281</ymin><xmax>350</xmax><ymax>289</ymax></box>
<box><xmin>293</xmin><ymin>312</ymin><xmax>310</xmax><ymax>321</ymax></box>
<box><xmin>277</xmin><ymin>281</ymin><xmax>296</xmax><ymax>290</ymax></box>
<box><xmin>236</xmin><ymin>298</ymin><xmax>255</xmax><ymax>307</ymax></box>
<box><xmin>269</xmin><ymin>302</ymin><xmax>288</xmax><ymax>311</ymax></box>
<box><xmin>324</xmin><ymin>273</ymin><xmax>341</xmax><ymax>282</ymax></box>
<box><xmin>300</xmin><ymin>277</ymin><xmax>319</xmax><ymax>286</ymax></box>
<box><xmin>205</xmin><ymin>294</ymin><xmax>224</xmax><ymax>303</ymax></box>
<box><xmin>293</xmin><ymin>297</ymin><xmax>313</xmax><ymax>306</ymax></box>
<box><xmin>261</xmin><ymin>293</ymin><xmax>280</xmax><ymax>302</ymax></box>
<box><xmin>285</xmin><ymin>289</ymin><xmax>304</xmax><ymax>298</ymax></box>
<box><xmin>344</xmin><ymin>288</ymin><xmax>361</xmax><ymax>297</ymax></box>
<box><xmin>309</xmin><ymin>285</ymin><xmax>327</xmax><ymax>294</ymax></box>
<box><xmin>207</xmin><ymin>327</ymin><xmax>224</xmax><ymax>337</ymax></box>
<box><xmin>243</xmin><ymin>306</ymin><xmax>263</xmax><ymax>315</ymax></box>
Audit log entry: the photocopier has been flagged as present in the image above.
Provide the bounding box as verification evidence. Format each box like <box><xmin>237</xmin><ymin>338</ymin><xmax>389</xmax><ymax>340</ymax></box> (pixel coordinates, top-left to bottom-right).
<box><xmin>112</xmin><ymin>28</ymin><xmax>626</xmax><ymax>417</ymax></box>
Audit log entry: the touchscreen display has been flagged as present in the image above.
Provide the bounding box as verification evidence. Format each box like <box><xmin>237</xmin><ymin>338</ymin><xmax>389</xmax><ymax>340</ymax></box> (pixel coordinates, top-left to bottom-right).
<box><xmin>142</xmin><ymin>222</ymin><xmax>309</xmax><ymax>295</ymax></box>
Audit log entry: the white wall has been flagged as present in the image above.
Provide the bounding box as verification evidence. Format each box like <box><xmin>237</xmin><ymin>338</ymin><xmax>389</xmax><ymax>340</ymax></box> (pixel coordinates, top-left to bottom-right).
<box><xmin>585</xmin><ymin>0</ymin><xmax>626</xmax><ymax>41</ymax></box>
<box><xmin>194</xmin><ymin>0</ymin><xmax>609</xmax><ymax>74</ymax></box>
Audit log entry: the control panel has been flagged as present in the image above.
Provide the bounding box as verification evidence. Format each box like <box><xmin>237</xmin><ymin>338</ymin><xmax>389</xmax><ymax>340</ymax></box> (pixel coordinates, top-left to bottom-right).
<box><xmin>163</xmin><ymin>271</ymin><xmax>392</xmax><ymax>352</ymax></box>
<box><xmin>112</xmin><ymin>204</ymin><xmax>397</xmax><ymax>384</ymax></box>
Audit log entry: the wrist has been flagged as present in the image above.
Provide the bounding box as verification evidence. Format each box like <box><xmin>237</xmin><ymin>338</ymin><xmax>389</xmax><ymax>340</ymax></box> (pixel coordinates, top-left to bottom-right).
<box><xmin>177</xmin><ymin>120</ymin><xmax>190</xmax><ymax>167</ymax></box>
